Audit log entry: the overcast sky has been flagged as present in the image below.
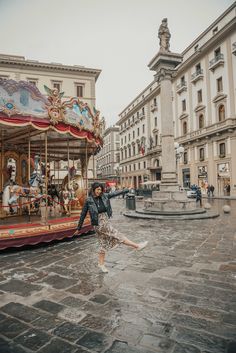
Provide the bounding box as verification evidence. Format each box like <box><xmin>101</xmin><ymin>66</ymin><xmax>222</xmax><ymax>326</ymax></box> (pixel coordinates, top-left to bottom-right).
<box><xmin>0</xmin><ymin>0</ymin><xmax>234</xmax><ymax>126</ymax></box>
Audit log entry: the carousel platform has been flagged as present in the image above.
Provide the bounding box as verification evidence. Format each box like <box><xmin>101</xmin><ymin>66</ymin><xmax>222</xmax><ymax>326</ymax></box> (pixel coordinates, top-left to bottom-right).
<box><xmin>0</xmin><ymin>214</ymin><xmax>92</xmax><ymax>251</ymax></box>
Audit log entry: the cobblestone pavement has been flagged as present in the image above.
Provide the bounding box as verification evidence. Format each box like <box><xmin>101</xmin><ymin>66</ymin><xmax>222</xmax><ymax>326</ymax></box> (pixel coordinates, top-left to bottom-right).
<box><xmin>0</xmin><ymin>199</ymin><xmax>235</xmax><ymax>353</ymax></box>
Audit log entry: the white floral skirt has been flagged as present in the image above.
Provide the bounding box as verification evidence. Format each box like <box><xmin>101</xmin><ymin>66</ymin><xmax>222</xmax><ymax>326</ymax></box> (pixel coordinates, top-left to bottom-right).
<box><xmin>94</xmin><ymin>213</ymin><xmax>127</xmax><ymax>252</ymax></box>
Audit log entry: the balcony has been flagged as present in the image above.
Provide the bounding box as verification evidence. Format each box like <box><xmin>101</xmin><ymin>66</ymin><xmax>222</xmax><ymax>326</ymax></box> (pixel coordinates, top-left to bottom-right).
<box><xmin>209</xmin><ymin>53</ymin><xmax>224</xmax><ymax>72</ymax></box>
<box><xmin>177</xmin><ymin>118</ymin><xmax>236</xmax><ymax>145</ymax></box>
<box><xmin>232</xmin><ymin>42</ymin><xmax>236</xmax><ymax>56</ymax></box>
<box><xmin>176</xmin><ymin>81</ymin><xmax>187</xmax><ymax>94</ymax></box>
<box><xmin>146</xmin><ymin>144</ymin><xmax>161</xmax><ymax>156</ymax></box>
<box><xmin>191</xmin><ymin>69</ymin><xmax>204</xmax><ymax>84</ymax></box>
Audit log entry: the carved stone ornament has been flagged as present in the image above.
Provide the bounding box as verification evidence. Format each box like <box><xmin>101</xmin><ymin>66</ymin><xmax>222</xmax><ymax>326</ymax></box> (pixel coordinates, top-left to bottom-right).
<box><xmin>44</xmin><ymin>86</ymin><xmax>66</xmax><ymax>125</ymax></box>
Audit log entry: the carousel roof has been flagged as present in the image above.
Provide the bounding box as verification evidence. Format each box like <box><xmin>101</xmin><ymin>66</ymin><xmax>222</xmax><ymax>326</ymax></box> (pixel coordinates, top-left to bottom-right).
<box><xmin>0</xmin><ymin>79</ymin><xmax>102</xmax><ymax>159</ymax></box>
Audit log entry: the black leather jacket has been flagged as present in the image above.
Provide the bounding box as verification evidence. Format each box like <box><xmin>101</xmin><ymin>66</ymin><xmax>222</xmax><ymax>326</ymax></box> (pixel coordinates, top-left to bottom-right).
<box><xmin>77</xmin><ymin>189</ymin><xmax>129</xmax><ymax>229</ymax></box>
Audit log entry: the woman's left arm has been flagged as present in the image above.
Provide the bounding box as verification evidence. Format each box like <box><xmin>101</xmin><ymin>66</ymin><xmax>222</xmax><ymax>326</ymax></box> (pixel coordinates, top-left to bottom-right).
<box><xmin>107</xmin><ymin>189</ymin><xmax>129</xmax><ymax>199</ymax></box>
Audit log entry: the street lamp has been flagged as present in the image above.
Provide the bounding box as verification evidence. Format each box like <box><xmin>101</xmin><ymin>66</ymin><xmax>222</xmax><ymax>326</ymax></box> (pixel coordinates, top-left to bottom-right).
<box><xmin>114</xmin><ymin>165</ymin><xmax>122</xmax><ymax>186</ymax></box>
<box><xmin>174</xmin><ymin>142</ymin><xmax>184</xmax><ymax>185</ymax></box>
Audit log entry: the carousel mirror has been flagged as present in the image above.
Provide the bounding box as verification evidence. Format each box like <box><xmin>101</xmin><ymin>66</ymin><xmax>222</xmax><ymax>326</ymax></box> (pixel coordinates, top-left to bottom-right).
<box><xmin>6</xmin><ymin>158</ymin><xmax>16</xmax><ymax>183</ymax></box>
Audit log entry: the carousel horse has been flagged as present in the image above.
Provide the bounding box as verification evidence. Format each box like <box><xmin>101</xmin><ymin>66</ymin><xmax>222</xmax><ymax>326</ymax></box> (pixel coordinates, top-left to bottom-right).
<box><xmin>61</xmin><ymin>171</ymin><xmax>86</xmax><ymax>213</ymax></box>
<box><xmin>2</xmin><ymin>164</ymin><xmax>44</xmax><ymax>215</ymax></box>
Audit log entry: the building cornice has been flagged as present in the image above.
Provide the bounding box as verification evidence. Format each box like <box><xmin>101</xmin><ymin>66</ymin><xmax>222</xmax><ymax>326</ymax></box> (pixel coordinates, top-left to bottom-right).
<box><xmin>176</xmin><ymin>16</ymin><xmax>236</xmax><ymax>76</ymax></box>
<box><xmin>118</xmin><ymin>80</ymin><xmax>160</xmax><ymax>124</ymax></box>
<box><xmin>182</xmin><ymin>2</ymin><xmax>236</xmax><ymax>56</ymax></box>
<box><xmin>0</xmin><ymin>54</ymin><xmax>101</xmax><ymax>81</ymax></box>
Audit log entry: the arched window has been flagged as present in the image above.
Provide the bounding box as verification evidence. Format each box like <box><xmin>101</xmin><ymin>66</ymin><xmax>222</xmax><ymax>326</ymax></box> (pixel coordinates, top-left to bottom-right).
<box><xmin>199</xmin><ymin>114</ymin><xmax>204</xmax><ymax>129</ymax></box>
<box><xmin>219</xmin><ymin>104</ymin><xmax>225</xmax><ymax>122</ymax></box>
<box><xmin>183</xmin><ymin>121</ymin><xmax>187</xmax><ymax>135</ymax></box>
<box><xmin>155</xmin><ymin>159</ymin><xmax>160</xmax><ymax>167</ymax></box>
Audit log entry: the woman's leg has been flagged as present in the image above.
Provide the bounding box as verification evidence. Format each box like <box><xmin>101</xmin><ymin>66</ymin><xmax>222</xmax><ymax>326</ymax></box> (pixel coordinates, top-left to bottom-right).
<box><xmin>122</xmin><ymin>238</ymin><xmax>148</xmax><ymax>250</ymax></box>
<box><xmin>122</xmin><ymin>238</ymin><xmax>139</xmax><ymax>249</ymax></box>
<box><xmin>98</xmin><ymin>249</ymin><xmax>105</xmax><ymax>265</ymax></box>
<box><xmin>98</xmin><ymin>249</ymin><xmax>109</xmax><ymax>273</ymax></box>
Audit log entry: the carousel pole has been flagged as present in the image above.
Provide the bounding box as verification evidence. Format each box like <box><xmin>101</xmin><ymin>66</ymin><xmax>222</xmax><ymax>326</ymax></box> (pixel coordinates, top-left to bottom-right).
<box><xmin>57</xmin><ymin>154</ymin><xmax>59</xmax><ymax>189</ymax></box>
<box><xmin>1</xmin><ymin>130</ymin><xmax>4</xmax><ymax>191</ymax></box>
<box><xmin>67</xmin><ymin>139</ymin><xmax>70</xmax><ymax>185</ymax></box>
<box><xmin>85</xmin><ymin>139</ymin><xmax>88</xmax><ymax>196</ymax></box>
<box><xmin>0</xmin><ymin>131</ymin><xmax>4</xmax><ymax>218</ymax></box>
<box><xmin>45</xmin><ymin>131</ymin><xmax>48</xmax><ymax>224</ymax></box>
<box><xmin>93</xmin><ymin>147</ymin><xmax>95</xmax><ymax>181</ymax></box>
<box><xmin>28</xmin><ymin>130</ymin><xmax>31</xmax><ymax>182</ymax></box>
<box><xmin>28</xmin><ymin>129</ymin><xmax>31</xmax><ymax>222</ymax></box>
<box><xmin>39</xmin><ymin>134</ymin><xmax>42</xmax><ymax>165</ymax></box>
<box><xmin>67</xmin><ymin>138</ymin><xmax>71</xmax><ymax>214</ymax></box>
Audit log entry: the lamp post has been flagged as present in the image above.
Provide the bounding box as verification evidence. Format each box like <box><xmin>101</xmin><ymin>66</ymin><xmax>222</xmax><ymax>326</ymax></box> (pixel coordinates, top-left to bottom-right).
<box><xmin>115</xmin><ymin>165</ymin><xmax>122</xmax><ymax>186</ymax></box>
<box><xmin>174</xmin><ymin>142</ymin><xmax>184</xmax><ymax>185</ymax></box>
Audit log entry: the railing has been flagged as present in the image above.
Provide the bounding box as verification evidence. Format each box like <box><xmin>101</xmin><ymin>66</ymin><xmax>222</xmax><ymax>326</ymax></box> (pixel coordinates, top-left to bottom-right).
<box><xmin>176</xmin><ymin>81</ymin><xmax>187</xmax><ymax>93</ymax></box>
<box><xmin>177</xmin><ymin>118</ymin><xmax>236</xmax><ymax>143</ymax></box>
<box><xmin>191</xmin><ymin>69</ymin><xmax>203</xmax><ymax>81</ymax></box>
<box><xmin>209</xmin><ymin>53</ymin><xmax>224</xmax><ymax>67</ymax></box>
<box><xmin>232</xmin><ymin>42</ymin><xmax>236</xmax><ymax>56</ymax></box>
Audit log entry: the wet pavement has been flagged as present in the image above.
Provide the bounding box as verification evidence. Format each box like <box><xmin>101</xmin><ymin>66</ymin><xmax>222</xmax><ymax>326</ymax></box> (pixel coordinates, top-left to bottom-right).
<box><xmin>0</xmin><ymin>198</ymin><xmax>235</xmax><ymax>353</ymax></box>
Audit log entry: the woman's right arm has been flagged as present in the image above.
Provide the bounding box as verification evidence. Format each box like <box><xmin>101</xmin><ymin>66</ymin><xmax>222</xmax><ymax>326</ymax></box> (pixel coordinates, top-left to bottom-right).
<box><xmin>77</xmin><ymin>199</ymin><xmax>89</xmax><ymax>230</ymax></box>
<box><xmin>107</xmin><ymin>189</ymin><xmax>129</xmax><ymax>199</ymax></box>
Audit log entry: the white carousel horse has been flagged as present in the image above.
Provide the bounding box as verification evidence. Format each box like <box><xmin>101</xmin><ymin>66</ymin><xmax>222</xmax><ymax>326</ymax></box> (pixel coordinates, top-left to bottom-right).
<box><xmin>2</xmin><ymin>170</ymin><xmax>44</xmax><ymax>215</ymax></box>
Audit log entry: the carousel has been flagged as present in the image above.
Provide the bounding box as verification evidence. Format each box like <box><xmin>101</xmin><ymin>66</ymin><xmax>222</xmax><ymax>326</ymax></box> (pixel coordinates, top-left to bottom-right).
<box><xmin>0</xmin><ymin>78</ymin><xmax>103</xmax><ymax>250</ymax></box>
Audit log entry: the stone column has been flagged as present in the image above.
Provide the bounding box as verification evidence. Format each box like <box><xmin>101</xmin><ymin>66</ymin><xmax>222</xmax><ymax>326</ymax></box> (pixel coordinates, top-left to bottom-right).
<box><xmin>148</xmin><ymin>52</ymin><xmax>182</xmax><ymax>192</ymax></box>
<box><xmin>159</xmin><ymin>70</ymin><xmax>178</xmax><ymax>190</ymax></box>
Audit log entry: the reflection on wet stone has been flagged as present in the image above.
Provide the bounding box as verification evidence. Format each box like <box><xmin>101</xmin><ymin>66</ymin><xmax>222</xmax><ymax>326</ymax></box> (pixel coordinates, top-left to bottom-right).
<box><xmin>60</xmin><ymin>296</ymin><xmax>85</xmax><ymax>308</ymax></box>
<box><xmin>14</xmin><ymin>328</ymin><xmax>51</xmax><ymax>351</ymax></box>
<box><xmin>104</xmin><ymin>339</ymin><xmax>154</xmax><ymax>353</ymax></box>
<box><xmin>80</xmin><ymin>314</ymin><xmax>113</xmax><ymax>332</ymax></box>
<box><xmin>53</xmin><ymin>321</ymin><xmax>88</xmax><ymax>341</ymax></box>
<box><xmin>33</xmin><ymin>299</ymin><xmax>65</xmax><ymax>314</ymax></box>
<box><xmin>0</xmin><ymin>199</ymin><xmax>235</xmax><ymax>352</ymax></box>
<box><xmin>37</xmin><ymin>338</ymin><xmax>77</xmax><ymax>353</ymax></box>
<box><xmin>58</xmin><ymin>307</ymin><xmax>86</xmax><ymax>323</ymax></box>
<box><xmin>139</xmin><ymin>335</ymin><xmax>175</xmax><ymax>352</ymax></box>
<box><xmin>0</xmin><ymin>337</ymin><xmax>27</xmax><ymax>353</ymax></box>
<box><xmin>0</xmin><ymin>317</ymin><xmax>28</xmax><ymax>338</ymax></box>
<box><xmin>77</xmin><ymin>331</ymin><xmax>112</xmax><ymax>352</ymax></box>
<box><xmin>89</xmin><ymin>294</ymin><xmax>110</xmax><ymax>304</ymax></box>
<box><xmin>1</xmin><ymin>303</ymin><xmax>41</xmax><ymax>323</ymax></box>
<box><xmin>0</xmin><ymin>279</ymin><xmax>42</xmax><ymax>296</ymax></box>
<box><xmin>31</xmin><ymin>314</ymin><xmax>64</xmax><ymax>331</ymax></box>
<box><xmin>38</xmin><ymin>274</ymin><xmax>78</xmax><ymax>289</ymax></box>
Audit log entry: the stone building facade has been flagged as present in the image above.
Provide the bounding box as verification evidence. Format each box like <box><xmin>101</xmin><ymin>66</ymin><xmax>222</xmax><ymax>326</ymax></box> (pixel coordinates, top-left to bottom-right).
<box><xmin>117</xmin><ymin>3</ymin><xmax>236</xmax><ymax>196</ymax></box>
<box><xmin>96</xmin><ymin>125</ymin><xmax>120</xmax><ymax>182</ymax></box>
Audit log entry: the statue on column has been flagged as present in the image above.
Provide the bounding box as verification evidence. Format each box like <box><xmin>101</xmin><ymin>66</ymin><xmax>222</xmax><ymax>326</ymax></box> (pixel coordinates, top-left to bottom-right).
<box><xmin>158</xmin><ymin>18</ymin><xmax>171</xmax><ymax>52</ymax></box>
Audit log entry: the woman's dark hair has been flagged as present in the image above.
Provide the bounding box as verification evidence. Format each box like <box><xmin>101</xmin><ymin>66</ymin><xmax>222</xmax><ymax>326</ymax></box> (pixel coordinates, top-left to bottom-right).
<box><xmin>90</xmin><ymin>182</ymin><xmax>104</xmax><ymax>194</ymax></box>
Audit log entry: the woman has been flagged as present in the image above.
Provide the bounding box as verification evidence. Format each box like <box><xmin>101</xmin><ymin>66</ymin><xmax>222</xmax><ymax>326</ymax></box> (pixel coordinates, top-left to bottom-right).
<box><xmin>76</xmin><ymin>182</ymin><xmax>148</xmax><ymax>273</ymax></box>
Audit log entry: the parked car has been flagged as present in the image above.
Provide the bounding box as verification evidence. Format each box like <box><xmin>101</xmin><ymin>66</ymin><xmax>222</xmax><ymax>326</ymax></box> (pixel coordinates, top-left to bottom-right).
<box><xmin>186</xmin><ymin>185</ymin><xmax>198</xmax><ymax>198</ymax></box>
<box><xmin>186</xmin><ymin>189</ymin><xmax>197</xmax><ymax>198</ymax></box>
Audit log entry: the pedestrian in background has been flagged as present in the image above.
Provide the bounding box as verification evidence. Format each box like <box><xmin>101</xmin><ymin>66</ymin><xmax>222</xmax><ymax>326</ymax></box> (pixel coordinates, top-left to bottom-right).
<box><xmin>210</xmin><ymin>185</ymin><xmax>215</xmax><ymax>197</ymax></box>
<box><xmin>207</xmin><ymin>185</ymin><xmax>211</xmax><ymax>197</ymax></box>
<box><xmin>76</xmin><ymin>182</ymin><xmax>148</xmax><ymax>273</ymax></box>
<box><xmin>196</xmin><ymin>187</ymin><xmax>202</xmax><ymax>206</ymax></box>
